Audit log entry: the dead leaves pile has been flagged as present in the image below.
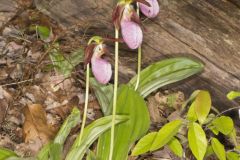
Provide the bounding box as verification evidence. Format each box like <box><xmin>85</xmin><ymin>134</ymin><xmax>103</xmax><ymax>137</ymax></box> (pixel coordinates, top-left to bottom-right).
<box><xmin>23</xmin><ymin>104</ymin><xmax>56</xmax><ymax>154</ymax></box>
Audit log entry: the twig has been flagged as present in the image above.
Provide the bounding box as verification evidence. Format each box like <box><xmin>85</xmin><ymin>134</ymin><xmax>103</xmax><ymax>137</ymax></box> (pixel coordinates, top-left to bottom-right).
<box><xmin>0</xmin><ymin>79</ymin><xmax>33</xmax><ymax>87</ymax></box>
<box><xmin>216</xmin><ymin>106</ymin><xmax>240</xmax><ymax>117</ymax></box>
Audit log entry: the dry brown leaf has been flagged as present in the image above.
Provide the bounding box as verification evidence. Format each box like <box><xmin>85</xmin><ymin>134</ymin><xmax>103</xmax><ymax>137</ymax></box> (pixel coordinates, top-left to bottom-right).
<box><xmin>0</xmin><ymin>87</ymin><xmax>13</xmax><ymax>123</ymax></box>
<box><xmin>23</xmin><ymin>104</ymin><xmax>55</xmax><ymax>153</ymax></box>
<box><xmin>147</xmin><ymin>96</ymin><xmax>167</xmax><ymax>124</ymax></box>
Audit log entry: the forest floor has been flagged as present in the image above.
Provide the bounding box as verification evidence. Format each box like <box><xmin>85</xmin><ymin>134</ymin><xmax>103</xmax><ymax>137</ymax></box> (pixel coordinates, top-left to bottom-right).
<box><xmin>0</xmin><ymin>0</ymin><xmax>239</xmax><ymax>159</ymax></box>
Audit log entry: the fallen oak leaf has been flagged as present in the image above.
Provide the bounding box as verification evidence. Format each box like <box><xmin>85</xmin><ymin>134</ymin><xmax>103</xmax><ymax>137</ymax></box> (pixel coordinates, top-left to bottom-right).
<box><xmin>23</xmin><ymin>104</ymin><xmax>56</xmax><ymax>154</ymax></box>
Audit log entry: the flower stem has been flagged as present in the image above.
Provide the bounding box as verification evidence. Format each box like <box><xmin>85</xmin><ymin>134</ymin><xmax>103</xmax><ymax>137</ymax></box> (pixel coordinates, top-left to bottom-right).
<box><xmin>109</xmin><ymin>28</ymin><xmax>119</xmax><ymax>160</ymax></box>
<box><xmin>135</xmin><ymin>3</ymin><xmax>142</xmax><ymax>91</ymax></box>
<box><xmin>135</xmin><ymin>44</ymin><xmax>142</xmax><ymax>91</ymax></box>
<box><xmin>78</xmin><ymin>63</ymin><xmax>90</xmax><ymax>145</ymax></box>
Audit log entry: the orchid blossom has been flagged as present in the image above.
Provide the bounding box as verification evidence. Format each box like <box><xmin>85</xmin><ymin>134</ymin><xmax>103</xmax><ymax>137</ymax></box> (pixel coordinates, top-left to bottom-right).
<box><xmin>84</xmin><ymin>37</ymin><xmax>112</xmax><ymax>84</ymax></box>
<box><xmin>139</xmin><ymin>0</ymin><xmax>160</xmax><ymax>18</ymax></box>
<box><xmin>113</xmin><ymin>1</ymin><xmax>143</xmax><ymax>49</ymax></box>
<box><xmin>78</xmin><ymin>37</ymin><xmax>112</xmax><ymax>146</ymax></box>
<box><xmin>112</xmin><ymin>0</ymin><xmax>159</xmax><ymax>50</ymax></box>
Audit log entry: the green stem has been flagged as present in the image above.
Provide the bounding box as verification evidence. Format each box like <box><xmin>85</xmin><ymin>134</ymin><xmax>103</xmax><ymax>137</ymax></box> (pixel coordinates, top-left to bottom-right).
<box><xmin>135</xmin><ymin>3</ymin><xmax>142</xmax><ymax>91</ymax></box>
<box><xmin>135</xmin><ymin>45</ymin><xmax>142</xmax><ymax>91</ymax></box>
<box><xmin>109</xmin><ymin>28</ymin><xmax>119</xmax><ymax>160</ymax></box>
<box><xmin>77</xmin><ymin>63</ymin><xmax>90</xmax><ymax>145</ymax></box>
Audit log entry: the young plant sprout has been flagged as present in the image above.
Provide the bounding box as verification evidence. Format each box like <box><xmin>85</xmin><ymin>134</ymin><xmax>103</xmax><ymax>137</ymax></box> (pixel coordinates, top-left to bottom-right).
<box><xmin>78</xmin><ymin>36</ymin><xmax>112</xmax><ymax>145</ymax></box>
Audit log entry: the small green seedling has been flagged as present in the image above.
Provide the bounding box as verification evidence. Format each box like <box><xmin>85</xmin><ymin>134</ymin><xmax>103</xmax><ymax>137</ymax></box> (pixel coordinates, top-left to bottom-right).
<box><xmin>132</xmin><ymin>90</ymin><xmax>239</xmax><ymax>160</ymax></box>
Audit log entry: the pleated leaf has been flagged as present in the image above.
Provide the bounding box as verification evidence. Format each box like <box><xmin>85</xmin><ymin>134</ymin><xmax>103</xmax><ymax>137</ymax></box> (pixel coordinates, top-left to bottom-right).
<box><xmin>97</xmin><ymin>85</ymin><xmax>150</xmax><ymax>160</ymax></box>
<box><xmin>129</xmin><ymin>58</ymin><xmax>204</xmax><ymax>98</ymax></box>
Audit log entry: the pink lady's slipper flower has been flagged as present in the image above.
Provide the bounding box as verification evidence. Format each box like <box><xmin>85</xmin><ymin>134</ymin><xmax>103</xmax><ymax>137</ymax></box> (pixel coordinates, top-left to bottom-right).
<box><xmin>113</xmin><ymin>1</ymin><xmax>146</xmax><ymax>49</ymax></box>
<box><xmin>84</xmin><ymin>40</ymin><xmax>112</xmax><ymax>84</ymax></box>
<box><xmin>139</xmin><ymin>0</ymin><xmax>160</xmax><ymax>18</ymax></box>
<box><xmin>120</xmin><ymin>4</ymin><xmax>143</xmax><ymax>49</ymax></box>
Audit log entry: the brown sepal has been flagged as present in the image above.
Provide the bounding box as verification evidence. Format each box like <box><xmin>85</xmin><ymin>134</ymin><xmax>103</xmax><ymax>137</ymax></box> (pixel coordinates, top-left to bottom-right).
<box><xmin>84</xmin><ymin>44</ymin><xmax>96</xmax><ymax>67</ymax></box>
<box><xmin>103</xmin><ymin>37</ymin><xmax>124</xmax><ymax>43</ymax></box>
<box><xmin>131</xmin><ymin>11</ymin><xmax>141</xmax><ymax>25</ymax></box>
<box><xmin>112</xmin><ymin>4</ymin><xmax>125</xmax><ymax>29</ymax></box>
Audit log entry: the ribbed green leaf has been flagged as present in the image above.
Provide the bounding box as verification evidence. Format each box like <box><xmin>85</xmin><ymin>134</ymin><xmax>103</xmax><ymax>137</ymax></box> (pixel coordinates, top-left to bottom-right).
<box><xmin>90</xmin><ymin>78</ymin><xmax>113</xmax><ymax>116</ymax></box>
<box><xmin>211</xmin><ymin>138</ymin><xmax>226</xmax><ymax>160</ymax></box>
<box><xmin>150</xmin><ymin>120</ymin><xmax>182</xmax><ymax>151</ymax></box>
<box><xmin>66</xmin><ymin>115</ymin><xmax>129</xmax><ymax>160</ymax></box>
<box><xmin>0</xmin><ymin>148</ymin><xmax>18</xmax><ymax>160</ymax></box>
<box><xmin>37</xmin><ymin>143</ymin><xmax>52</xmax><ymax>160</ymax></box>
<box><xmin>129</xmin><ymin>58</ymin><xmax>204</xmax><ymax>98</ymax></box>
<box><xmin>97</xmin><ymin>85</ymin><xmax>150</xmax><ymax>160</ymax></box>
<box><xmin>54</xmin><ymin>108</ymin><xmax>81</xmax><ymax>144</ymax></box>
<box><xmin>212</xmin><ymin>116</ymin><xmax>234</xmax><ymax>135</ymax></box>
<box><xmin>50</xmin><ymin>45</ymin><xmax>83</xmax><ymax>77</ymax></box>
<box><xmin>204</xmin><ymin>145</ymin><xmax>214</xmax><ymax>158</ymax></box>
<box><xmin>49</xmin><ymin>143</ymin><xmax>61</xmax><ymax>160</ymax></box>
<box><xmin>92</xmin><ymin>58</ymin><xmax>203</xmax><ymax>115</ymax></box>
<box><xmin>37</xmin><ymin>108</ymin><xmax>81</xmax><ymax>160</ymax></box>
<box><xmin>188</xmin><ymin>123</ymin><xmax>207</xmax><ymax>160</ymax></box>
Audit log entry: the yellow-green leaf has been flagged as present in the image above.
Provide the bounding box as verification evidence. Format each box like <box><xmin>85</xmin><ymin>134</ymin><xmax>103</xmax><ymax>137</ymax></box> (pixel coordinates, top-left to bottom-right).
<box><xmin>212</xmin><ymin>116</ymin><xmax>234</xmax><ymax>135</ymax></box>
<box><xmin>209</xmin><ymin>125</ymin><xmax>219</xmax><ymax>135</ymax></box>
<box><xmin>226</xmin><ymin>152</ymin><xmax>239</xmax><ymax>160</ymax></box>
<box><xmin>204</xmin><ymin>145</ymin><xmax>214</xmax><ymax>158</ymax></box>
<box><xmin>229</xmin><ymin>128</ymin><xmax>238</xmax><ymax>147</ymax></box>
<box><xmin>167</xmin><ymin>138</ymin><xmax>183</xmax><ymax>157</ymax></box>
<box><xmin>227</xmin><ymin>91</ymin><xmax>240</xmax><ymax>100</ymax></box>
<box><xmin>131</xmin><ymin>132</ymin><xmax>157</xmax><ymax>156</ymax></box>
<box><xmin>187</xmin><ymin>103</ymin><xmax>198</xmax><ymax>122</ymax></box>
<box><xmin>182</xmin><ymin>90</ymin><xmax>200</xmax><ymax>110</ymax></box>
<box><xmin>193</xmin><ymin>91</ymin><xmax>211</xmax><ymax>124</ymax></box>
<box><xmin>211</xmin><ymin>138</ymin><xmax>226</xmax><ymax>160</ymax></box>
<box><xmin>188</xmin><ymin>122</ymin><xmax>207</xmax><ymax>160</ymax></box>
<box><xmin>150</xmin><ymin>120</ymin><xmax>182</xmax><ymax>151</ymax></box>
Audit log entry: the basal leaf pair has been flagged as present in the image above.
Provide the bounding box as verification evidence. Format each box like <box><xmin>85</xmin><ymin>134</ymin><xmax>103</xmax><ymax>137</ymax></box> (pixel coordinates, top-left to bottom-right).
<box><xmin>36</xmin><ymin>108</ymin><xmax>128</xmax><ymax>160</ymax></box>
<box><xmin>97</xmin><ymin>85</ymin><xmax>150</xmax><ymax>160</ymax></box>
<box><xmin>94</xmin><ymin>58</ymin><xmax>203</xmax><ymax>159</ymax></box>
